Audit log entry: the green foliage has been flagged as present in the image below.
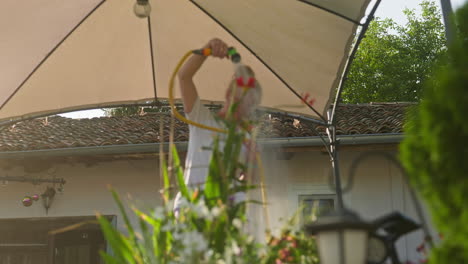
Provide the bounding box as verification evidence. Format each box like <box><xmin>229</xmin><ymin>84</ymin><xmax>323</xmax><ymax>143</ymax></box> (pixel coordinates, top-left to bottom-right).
<box><xmin>104</xmin><ymin>106</ymin><xmax>143</xmax><ymax>117</ymax></box>
<box><xmin>98</xmin><ymin>107</ymin><xmax>318</xmax><ymax>263</ymax></box>
<box><xmin>342</xmin><ymin>0</ymin><xmax>446</xmax><ymax>103</ymax></box>
<box><xmin>103</xmin><ymin>103</ymin><xmax>193</xmax><ymax>117</ymax></box>
<box><xmin>400</xmin><ymin>2</ymin><xmax>468</xmax><ymax>263</ymax></box>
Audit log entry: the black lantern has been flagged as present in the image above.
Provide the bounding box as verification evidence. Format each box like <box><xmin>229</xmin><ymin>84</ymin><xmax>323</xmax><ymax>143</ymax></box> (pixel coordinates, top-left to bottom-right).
<box><xmin>311</xmin><ymin>149</ymin><xmax>427</xmax><ymax>264</ymax></box>
<box><xmin>367</xmin><ymin>211</ymin><xmax>421</xmax><ymax>264</ymax></box>
<box><xmin>42</xmin><ymin>187</ymin><xmax>56</xmax><ymax>214</ymax></box>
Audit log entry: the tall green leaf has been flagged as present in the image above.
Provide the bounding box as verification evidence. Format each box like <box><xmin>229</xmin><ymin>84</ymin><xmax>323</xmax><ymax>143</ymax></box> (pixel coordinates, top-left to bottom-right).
<box><xmin>172</xmin><ymin>146</ymin><xmax>190</xmax><ymax>200</ymax></box>
<box><xmin>205</xmin><ymin>139</ymin><xmax>223</xmax><ymax>206</ymax></box>
<box><xmin>161</xmin><ymin>159</ymin><xmax>171</xmax><ymax>202</ymax></box>
<box><xmin>97</xmin><ymin>214</ymin><xmax>139</xmax><ymax>264</ymax></box>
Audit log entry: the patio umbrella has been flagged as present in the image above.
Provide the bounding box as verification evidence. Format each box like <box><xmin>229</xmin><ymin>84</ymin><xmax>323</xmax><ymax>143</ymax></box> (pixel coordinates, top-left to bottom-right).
<box><xmin>0</xmin><ymin>0</ymin><xmax>376</xmax><ymax>124</ymax></box>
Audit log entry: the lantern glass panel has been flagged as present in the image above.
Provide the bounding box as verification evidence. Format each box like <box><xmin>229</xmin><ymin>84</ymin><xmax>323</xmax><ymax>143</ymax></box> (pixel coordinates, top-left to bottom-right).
<box><xmin>317</xmin><ymin>229</ymin><xmax>368</xmax><ymax>264</ymax></box>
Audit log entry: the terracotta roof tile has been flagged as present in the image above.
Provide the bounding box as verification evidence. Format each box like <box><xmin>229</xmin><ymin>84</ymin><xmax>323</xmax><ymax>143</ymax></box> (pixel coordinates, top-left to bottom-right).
<box><xmin>0</xmin><ymin>103</ymin><xmax>413</xmax><ymax>152</ymax></box>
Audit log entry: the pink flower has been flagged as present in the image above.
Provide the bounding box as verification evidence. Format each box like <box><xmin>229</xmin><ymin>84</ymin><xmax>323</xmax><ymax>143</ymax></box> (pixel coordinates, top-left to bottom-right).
<box><xmin>279</xmin><ymin>249</ymin><xmax>291</xmax><ymax>260</ymax></box>
<box><xmin>416</xmin><ymin>243</ymin><xmax>425</xmax><ymax>252</ymax></box>
<box><xmin>291</xmin><ymin>240</ymin><xmax>298</xmax><ymax>248</ymax></box>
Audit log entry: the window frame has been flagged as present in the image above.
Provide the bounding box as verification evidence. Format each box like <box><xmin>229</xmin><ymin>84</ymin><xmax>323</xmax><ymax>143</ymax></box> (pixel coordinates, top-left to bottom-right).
<box><xmin>298</xmin><ymin>194</ymin><xmax>336</xmax><ymax>227</ymax></box>
<box><xmin>287</xmin><ymin>184</ymin><xmax>336</xmax><ymax>227</ymax></box>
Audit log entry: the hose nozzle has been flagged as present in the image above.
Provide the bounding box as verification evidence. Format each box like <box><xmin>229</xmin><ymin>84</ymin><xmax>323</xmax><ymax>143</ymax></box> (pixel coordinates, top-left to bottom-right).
<box><xmin>228</xmin><ymin>47</ymin><xmax>241</xmax><ymax>63</ymax></box>
<box><xmin>192</xmin><ymin>47</ymin><xmax>241</xmax><ymax>63</ymax></box>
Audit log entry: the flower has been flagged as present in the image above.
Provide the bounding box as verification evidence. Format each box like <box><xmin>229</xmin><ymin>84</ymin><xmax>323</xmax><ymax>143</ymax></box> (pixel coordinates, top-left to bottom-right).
<box><xmin>279</xmin><ymin>248</ymin><xmax>290</xmax><ymax>260</ymax></box>
<box><xmin>231</xmin><ymin>241</ymin><xmax>241</xmax><ymax>256</ymax></box>
<box><xmin>232</xmin><ymin>218</ymin><xmax>243</xmax><ymax>229</ymax></box>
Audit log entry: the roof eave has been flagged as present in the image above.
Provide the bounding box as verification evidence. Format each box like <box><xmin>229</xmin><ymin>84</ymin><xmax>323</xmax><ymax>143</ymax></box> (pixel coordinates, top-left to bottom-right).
<box><xmin>0</xmin><ymin>133</ymin><xmax>404</xmax><ymax>159</ymax></box>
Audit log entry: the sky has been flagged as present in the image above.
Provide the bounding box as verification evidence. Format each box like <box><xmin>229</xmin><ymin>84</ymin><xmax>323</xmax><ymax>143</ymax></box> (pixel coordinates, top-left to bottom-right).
<box><xmin>60</xmin><ymin>0</ymin><xmax>467</xmax><ymax>119</ymax></box>
<box><xmin>375</xmin><ymin>0</ymin><xmax>467</xmax><ymax>24</ymax></box>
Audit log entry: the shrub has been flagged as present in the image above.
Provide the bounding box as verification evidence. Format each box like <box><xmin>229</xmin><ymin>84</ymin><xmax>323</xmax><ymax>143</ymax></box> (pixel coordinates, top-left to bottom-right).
<box><xmin>400</xmin><ymin>3</ymin><xmax>468</xmax><ymax>263</ymax></box>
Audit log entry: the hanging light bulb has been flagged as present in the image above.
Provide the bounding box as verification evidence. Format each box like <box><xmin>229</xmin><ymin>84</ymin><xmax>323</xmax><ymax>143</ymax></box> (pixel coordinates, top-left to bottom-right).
<box><xmin>22</xmin><ymin>196</ymin><xmax>33</xmax><ymax>207</ymax></box>
<box><xmin>134</xmin><ymin>0</ymin><xmax>151</xmax><ymax>18</ymax></box>
<box><xmin>32</xmin><ymin>194</ymin><xmax>40</xmax><ymax>201</ymax></box>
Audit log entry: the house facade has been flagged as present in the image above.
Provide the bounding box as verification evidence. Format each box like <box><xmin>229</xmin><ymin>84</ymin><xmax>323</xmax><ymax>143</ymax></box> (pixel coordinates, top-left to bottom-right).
<box><xmin>0</xmin><ymin>103</ymin><xmax>436</xmax><ymax>263</ymax></box>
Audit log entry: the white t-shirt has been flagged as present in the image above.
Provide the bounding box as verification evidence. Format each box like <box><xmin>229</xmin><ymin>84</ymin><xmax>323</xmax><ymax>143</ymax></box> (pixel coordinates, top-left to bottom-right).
<box><xmin>173</xmin><ymin>98</ymin><xmax>221</xmax><ymax>210</ymax></box>
<box><xmin>173</xmin><ymin>98</ymin><xmax>247</xmax><ymax>211</ymax></box>
<box><xmin>183</xmin><ymin>97</ymin><xmax>221</xmax><ymax>186</ymax></box>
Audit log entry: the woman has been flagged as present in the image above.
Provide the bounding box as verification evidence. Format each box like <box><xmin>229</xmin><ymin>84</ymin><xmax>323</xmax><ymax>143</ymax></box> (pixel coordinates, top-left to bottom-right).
<box><xmin>173</xmin><ymin>38</ymin><xmax>262</xmax><ymax>213</ymax></box>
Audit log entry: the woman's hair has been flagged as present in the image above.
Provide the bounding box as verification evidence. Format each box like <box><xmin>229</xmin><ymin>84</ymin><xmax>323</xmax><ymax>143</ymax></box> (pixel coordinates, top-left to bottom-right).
<box><xmin>226</xmin><ymin>64</ymin><xmax>262</xmax><ymax>119</ymax></box>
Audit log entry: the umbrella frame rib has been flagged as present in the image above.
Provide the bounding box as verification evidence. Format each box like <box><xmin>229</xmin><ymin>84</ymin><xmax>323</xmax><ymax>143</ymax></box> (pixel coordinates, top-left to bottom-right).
<box><xmin>147</xmin><ymin>17</ymin><xmax>158</xmax><ymax>99</ymax></box>
<box><xmin>0</xmin><ymin>99</ymin><xmax>163</xmax><ymax>127</ymax></box>
<box><xmin>326</xmin><ymin>0</ymin><xmax>384</xmax><ymax>229</ymax></box>
<box><xmin>0</xmin><ymin>0</ymin><xmax>107</xmax><ymax>111</ymax></box>
<box><xmin>0</xmin><ymin>100</ymin><xmax>329</xmax><ymax>127</ymax></box>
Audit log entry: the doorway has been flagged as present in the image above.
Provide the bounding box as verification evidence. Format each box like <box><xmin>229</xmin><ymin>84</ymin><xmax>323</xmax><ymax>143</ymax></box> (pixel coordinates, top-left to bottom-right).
<box><xmin>0</xmin><ymin>216</ymin><xmax>114</xmax><ymax>264</ymax></box>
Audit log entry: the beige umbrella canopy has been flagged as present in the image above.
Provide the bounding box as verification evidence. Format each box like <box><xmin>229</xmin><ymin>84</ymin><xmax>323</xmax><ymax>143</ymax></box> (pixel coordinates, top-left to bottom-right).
<box><xmin>0</xmin><ymin>0</ymin><xmax>375</xmax><ymax>124</ymax></box>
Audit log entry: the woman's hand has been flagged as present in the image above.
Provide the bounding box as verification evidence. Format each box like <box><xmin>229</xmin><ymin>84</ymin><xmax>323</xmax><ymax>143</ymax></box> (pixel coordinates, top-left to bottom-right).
<box><xmin>204</xmin><ymin>38</ymin><xmax>229</xmax><ymax>59</ymax></box>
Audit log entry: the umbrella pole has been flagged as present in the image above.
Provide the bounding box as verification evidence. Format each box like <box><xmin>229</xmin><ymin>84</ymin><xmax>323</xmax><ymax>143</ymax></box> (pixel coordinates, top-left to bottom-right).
<box><xmin>329</xmin><ymin>0</ymin><xmax>383</xmax><ymax>125</ymax></box>
<box><xmin>440</xmin><ymin>0</ymin><xmax>454</xmax><ymax>45</ymax></box>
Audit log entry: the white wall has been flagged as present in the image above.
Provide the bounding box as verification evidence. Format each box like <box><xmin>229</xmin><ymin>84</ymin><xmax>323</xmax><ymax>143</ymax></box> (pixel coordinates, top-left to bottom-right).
<box><xmin>260</xmin><ymin>149</ymin><xmax>438</xmax><ymax>263</ymax></box>
<box><xmin>0</xmin><ymin>159</ymin><xmax>162</xmax><ymax>231</ymax></box>
<box><xmin>0</xmin><ymin>149</ymin><xmax>438</xmax><ymax>263</ymax></box>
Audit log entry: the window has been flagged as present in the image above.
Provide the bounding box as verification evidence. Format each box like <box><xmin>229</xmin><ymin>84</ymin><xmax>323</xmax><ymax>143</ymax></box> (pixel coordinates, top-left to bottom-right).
<box><xmin>298</xmin><ymin>194</ymin><xmax>335</xmax><ymax>226</ymax></box>
<box><xmin>288</xmin><ymin>183</ymin><xmax>336</xmax><ymax>228</ymax></box>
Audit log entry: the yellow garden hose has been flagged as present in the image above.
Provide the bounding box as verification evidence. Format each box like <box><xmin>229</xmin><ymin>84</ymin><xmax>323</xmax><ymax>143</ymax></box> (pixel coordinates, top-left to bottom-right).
<box><xmin>168</xmin><ymin>50</ymin><xmax>270</xmax><ymax>231</ymax></box>
<box><xmin>168</xmin><ymin>50</ymin><xmax>226</xmax><ymax>134</ymax></box>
